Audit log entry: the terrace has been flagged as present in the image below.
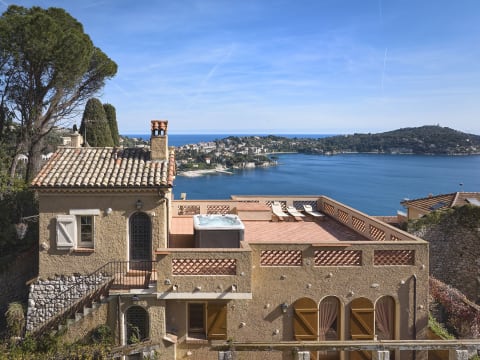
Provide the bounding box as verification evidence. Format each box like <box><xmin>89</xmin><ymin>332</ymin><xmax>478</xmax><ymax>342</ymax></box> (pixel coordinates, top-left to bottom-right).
<box><xmin>154</xmin><ymin>196</ymin><xmax>426</xmax><ymax>299</ymax></box>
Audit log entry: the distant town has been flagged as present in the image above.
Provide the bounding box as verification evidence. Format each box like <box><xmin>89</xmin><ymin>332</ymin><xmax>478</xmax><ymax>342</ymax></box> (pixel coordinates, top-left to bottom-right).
<box><xmin>139</xmin><ymin>125</ymin><xmax>480</xmax><ymax>175</ymax></box>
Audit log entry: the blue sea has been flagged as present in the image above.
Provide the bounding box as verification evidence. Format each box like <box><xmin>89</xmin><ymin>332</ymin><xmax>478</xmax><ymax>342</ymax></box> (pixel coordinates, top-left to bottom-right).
<box><xmin>126</xmin><ymin>134</ymin><xmax>480</xmax><ymax>215</ymax></box>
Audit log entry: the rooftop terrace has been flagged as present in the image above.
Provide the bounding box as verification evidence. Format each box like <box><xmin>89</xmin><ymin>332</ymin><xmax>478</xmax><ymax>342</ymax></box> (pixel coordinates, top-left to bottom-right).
<box><xmin>169</xmin><ymin>195</ymin><xmax>423</xmax><ymax>248</ymax></box>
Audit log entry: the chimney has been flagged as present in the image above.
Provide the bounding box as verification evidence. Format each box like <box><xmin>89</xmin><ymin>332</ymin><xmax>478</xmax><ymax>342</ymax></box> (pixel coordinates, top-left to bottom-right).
<box><xmin>70</xmin><ymin>129</ymin><xmax>83</xmax><ymax>148</ymax></box>
<box><xmin>150</xmin><ymin>120</ymin><xmax>168</xmax><ymax>161</ymax></box>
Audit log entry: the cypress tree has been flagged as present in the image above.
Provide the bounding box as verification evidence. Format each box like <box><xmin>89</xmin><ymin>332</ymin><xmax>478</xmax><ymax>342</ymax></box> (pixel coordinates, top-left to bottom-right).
<box><xmin>80</xmin><ymin>98</ymin><xmax>114</xmax><ymax>147</ymax></box>
<box><xmin>103</xmin><ymin>103</ymin><xmax>120</xmax><ymax>146</ymax></box>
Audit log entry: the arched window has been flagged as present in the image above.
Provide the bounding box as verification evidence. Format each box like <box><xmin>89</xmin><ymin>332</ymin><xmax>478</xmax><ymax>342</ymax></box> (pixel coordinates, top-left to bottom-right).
<box><xmin>129</xmin><ymin>212</ymin><xmax>152</xmax><ymax>269</ymax></box>
<box><xmin>293</xmin><ymin>297</ymin><xmax>318</xmax><ymax>341</ymax></box>
<box><xmin>375</xmin><ymin>296</ymin><xmax>395</xmax><ymax>340</ymax></box>
<box><xmin>319</xmin><ymin>296</ymin><xmax>340</xmax><ymax>340</ymax></box>
<box><xmin>126</xmin><ymin>305</ymin><xmax>149</xmax><ymax>344</ymax></box>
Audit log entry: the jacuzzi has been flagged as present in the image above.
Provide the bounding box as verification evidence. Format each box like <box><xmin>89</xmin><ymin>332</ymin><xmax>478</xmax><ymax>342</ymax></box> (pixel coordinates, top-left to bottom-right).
<box><xmin>193</xmin><ymin>214</ymin><xmax>245</xmax><ymax>248</ymax></box>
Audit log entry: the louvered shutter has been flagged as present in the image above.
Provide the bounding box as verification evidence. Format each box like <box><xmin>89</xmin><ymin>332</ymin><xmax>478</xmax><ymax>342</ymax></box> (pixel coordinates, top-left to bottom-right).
<box><xmin>207</xmin><ymin>303</ymin><xmax>227</xmax><ymax>340</ymax></box>
<box><xmin>56</xmin><ymin>215</ymin><xmax>76</xmax><ymax>249</ymax></box>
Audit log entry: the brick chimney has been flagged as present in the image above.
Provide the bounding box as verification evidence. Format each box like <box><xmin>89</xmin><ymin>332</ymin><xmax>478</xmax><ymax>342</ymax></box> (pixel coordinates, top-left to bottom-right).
<box><xmin>150</xmin><ymin>120</ymin><xmax>168</xmax><ymax>161</ymax></box>
<box><xmin>70</xmin><ymin>129</ymin><xmax>83</xmax><ymax>148</ymax></box>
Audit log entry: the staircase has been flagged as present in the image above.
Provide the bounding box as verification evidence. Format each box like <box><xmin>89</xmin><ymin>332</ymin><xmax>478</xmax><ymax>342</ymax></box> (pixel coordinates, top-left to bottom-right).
<box><xmin>27</xmin><ymin>261</ymin><xmax>155</xmax><ymax>336</ymax></box>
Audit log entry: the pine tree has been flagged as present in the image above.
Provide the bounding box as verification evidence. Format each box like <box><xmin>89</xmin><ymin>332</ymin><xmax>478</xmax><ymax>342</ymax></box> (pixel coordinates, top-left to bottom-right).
<box><xmin>80</xmin><ymin>98</ymin><xmax>114</xmax><ymax>147</ymax></box>
<box><xmin>0</xmin><ymin>5</ymin><xmax>117</xmax><ymax>180</ymax></box>
<box><xmin>103</xmin><ymin>103</ymin><xmax>120</xmax><ymax>146</ymax></box>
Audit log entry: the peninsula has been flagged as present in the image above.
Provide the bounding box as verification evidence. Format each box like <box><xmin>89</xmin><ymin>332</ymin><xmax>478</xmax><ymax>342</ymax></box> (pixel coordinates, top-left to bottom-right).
<box><xmin>174</xmin><ymin>125</ymin><xmax>480</xmax><ymax>175</ymax></box>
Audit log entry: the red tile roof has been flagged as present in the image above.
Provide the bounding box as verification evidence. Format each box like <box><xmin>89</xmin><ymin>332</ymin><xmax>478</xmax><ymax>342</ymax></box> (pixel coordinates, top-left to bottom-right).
<box><xmin>31</xmin><ymin>147</ymin><xmax>175</xmax><ymax>189</ymax></box>
<box><xmin>401</xmin><ymin>192</ymin><xmax>480</xmax><ymax>212</ymax></box>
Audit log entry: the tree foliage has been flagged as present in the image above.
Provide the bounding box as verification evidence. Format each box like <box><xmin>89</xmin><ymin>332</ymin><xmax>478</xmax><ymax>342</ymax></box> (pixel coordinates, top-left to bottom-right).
<box><xmin>103</xmin><ymin>103</ymin><xmax>119</xmax><ymax>146</ymax></box>
<box><xmin>0</xmin><ymin>5</ymin><xmax>117</xmax><ymax>181</ymax></box>
<box><xmin>79</xmin><ymin>98</ymin><xmax>113</xmax><ymax>147</ymax></box>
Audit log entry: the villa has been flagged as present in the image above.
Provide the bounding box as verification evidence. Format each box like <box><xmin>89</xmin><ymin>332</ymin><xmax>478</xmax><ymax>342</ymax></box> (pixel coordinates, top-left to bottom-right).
<box><xmin>27</xmin><ymin>121</ymin><xmax>432</xmax><ymax>360</ymax></box>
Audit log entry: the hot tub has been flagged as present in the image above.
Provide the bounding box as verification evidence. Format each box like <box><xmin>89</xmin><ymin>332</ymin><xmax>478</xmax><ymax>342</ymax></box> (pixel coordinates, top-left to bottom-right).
<box><xmin>193</xmin><ymin>214</ymin><xmax>245</xmax><ymax>248</ymax></box>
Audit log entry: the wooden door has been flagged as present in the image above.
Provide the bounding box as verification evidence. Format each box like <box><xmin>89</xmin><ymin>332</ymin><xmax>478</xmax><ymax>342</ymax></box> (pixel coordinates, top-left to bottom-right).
<box><xmin>350</xmin><ymin>297</ymin><xmax>374</xmax><ymax>360</ymax></box>
<box><xmin>207</xmin><ymin>303</ymin><xmax>228</xmax><ymax>340</ymax></box>
<box><xmin>294</xmin><ymin>298</ymin><xmax>318</xmax><ymax>360</ymax></box>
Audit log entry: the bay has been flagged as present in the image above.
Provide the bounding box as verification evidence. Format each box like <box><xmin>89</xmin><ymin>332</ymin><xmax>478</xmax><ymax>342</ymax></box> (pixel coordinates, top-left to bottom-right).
<box><xmin>127</xmin><ymin>134</ymin><xmax>480</xmax><ymax>215</ymax></box>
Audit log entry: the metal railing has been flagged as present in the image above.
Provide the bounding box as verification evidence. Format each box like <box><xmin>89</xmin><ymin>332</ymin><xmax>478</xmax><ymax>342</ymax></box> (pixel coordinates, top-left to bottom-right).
<box><xmin>30</xmin><ymin>260</ymin><xmax>155</xmax><ymax>335</ymax></box>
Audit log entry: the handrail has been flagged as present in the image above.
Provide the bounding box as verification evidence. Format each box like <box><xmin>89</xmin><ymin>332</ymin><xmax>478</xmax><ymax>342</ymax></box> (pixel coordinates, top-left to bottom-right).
<box><xmin>29</xmin><ymin>260</ymin><xmax>155</xmax><ymax>335</ymax></box>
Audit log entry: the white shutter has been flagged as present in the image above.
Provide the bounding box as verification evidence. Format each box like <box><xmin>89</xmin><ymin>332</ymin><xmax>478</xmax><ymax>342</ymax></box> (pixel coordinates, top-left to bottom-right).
<box><xmin>56</xmin><ymin>215</ymin><xmax>77</xmax><ymax>249</ymax></box>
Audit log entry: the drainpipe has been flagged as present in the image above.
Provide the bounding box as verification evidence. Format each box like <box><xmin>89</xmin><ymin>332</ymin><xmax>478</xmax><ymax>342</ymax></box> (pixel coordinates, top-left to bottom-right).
<box><xmin>412</xmin><ymin>274</ymin><xmax>417</xmax><ymax>360</ymax></box>
<box><xmin>117</xmin><ymin>295</ymin><xmax>121</xmax><ymax>345</ymax></box>
<box><xmin>159</xmin><ymin>190</ymin><xmax>170</xmax><ymax>248</ymax></box>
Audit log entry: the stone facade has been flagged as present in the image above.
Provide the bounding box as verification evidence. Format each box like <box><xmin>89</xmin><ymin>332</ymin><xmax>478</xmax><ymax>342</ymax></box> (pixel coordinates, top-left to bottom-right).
<box><xmin>26</xmin><ymin>273</ymin><xmax>109</xmax><ymax>332</ymax></box>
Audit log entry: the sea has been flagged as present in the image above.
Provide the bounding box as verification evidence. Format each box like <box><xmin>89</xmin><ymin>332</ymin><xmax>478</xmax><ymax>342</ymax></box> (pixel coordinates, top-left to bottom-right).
<box><xmin>126</xmin><ymin>133</ymin><xmax>480</xmax><ymax>216</ymax></box>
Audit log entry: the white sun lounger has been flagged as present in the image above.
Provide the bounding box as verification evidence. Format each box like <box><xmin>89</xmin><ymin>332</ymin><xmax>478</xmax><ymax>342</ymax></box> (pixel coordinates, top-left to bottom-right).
<box><xmin>303</xmin><ymin>204</ymin><xmax>325</xmax><ymax>219</ymax></box>
<box><xmin>287</xmin><ymin>206</ymin><xmax>305</xmax><ymax>219</ymax></box>
<box><xmin>271</xmin><ymin>201</ymin><xmax>289</xmax><ymax>220</ymax></box>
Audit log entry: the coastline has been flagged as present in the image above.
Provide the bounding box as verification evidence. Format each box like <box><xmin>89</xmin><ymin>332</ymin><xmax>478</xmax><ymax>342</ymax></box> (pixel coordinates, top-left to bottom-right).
<box><xmin>178</xmin><ymin>168</ymin><xmax>233</xmax><ymax>177</ymax></box>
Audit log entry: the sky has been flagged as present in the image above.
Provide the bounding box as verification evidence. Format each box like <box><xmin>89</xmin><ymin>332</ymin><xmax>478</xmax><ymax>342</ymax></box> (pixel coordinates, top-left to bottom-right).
<box><xmin>2</xmin><ymin>0</ymin><xmax>480</xmax><ymax>135</ymax></box>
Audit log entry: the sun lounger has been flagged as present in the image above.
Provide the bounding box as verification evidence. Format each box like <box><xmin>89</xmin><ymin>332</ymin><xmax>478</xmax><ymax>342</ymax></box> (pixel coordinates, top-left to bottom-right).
<box><xmin>303</xmin><ymin>205</ymin><xmax>325</xmax><ymax>220</ymax></box>
<box><xmin>287</xmin><ymin>206</ymin><xmax>305</xmax><ymax>220</ymax></box>
<box><xmin>271</xmin><ymin>201</ymin><xmax>289</xmax><ymax>221</ymax></box>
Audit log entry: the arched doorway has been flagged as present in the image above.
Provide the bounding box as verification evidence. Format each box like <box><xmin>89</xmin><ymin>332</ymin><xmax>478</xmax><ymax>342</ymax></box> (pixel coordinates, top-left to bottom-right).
<box><xmin>375</xmin><ymin>296</ymin><xmax>395</xmax><ymax>340</ymax></box>
<box><xmin>293</xmin><ymin>297</ymin><xmax>318</xmax><ymax>360</ymax></box>
<box><xmin>319</xmin><ymin>296</ymin><xmax>341</xmax><ymax>360</ymax></box>
<box><xmin>129</xmin><ymin>212</ymin><xmax>152</xmax><ymax>269</ymax></box>
<box><xmin>350</xmin><ymin>297</ymin><xmax>374</xmax><ymax>360</ymax></box>
<box><xmin>125</xmin><ymin>305</ymin><xmax>149</xmax><ymax>344</ymax></box>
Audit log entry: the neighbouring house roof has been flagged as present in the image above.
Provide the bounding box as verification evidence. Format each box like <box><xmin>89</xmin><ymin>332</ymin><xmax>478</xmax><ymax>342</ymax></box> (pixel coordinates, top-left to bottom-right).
<box><xmin>401</xmin><ymin>192</ymin><xmax>480</xmax><ymax>213</ymax></box>
<box><xmin>31</xmin><ymin>147</ymin><xmax>175</xmax><ymax>189</ymax></box>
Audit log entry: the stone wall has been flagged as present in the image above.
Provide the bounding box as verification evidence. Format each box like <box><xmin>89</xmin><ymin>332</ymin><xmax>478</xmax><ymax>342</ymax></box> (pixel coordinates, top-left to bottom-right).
<box><xmin>26</xmin><ymin>273</ymin><xmax>109</xmax><ymax>332</ymax></box>
<box><xmin>0</xmin><ymin>248</ymin><xmax>37</xmax><ymax>332</ymax></box>
<box><xmin>412</xmin><ymin>218</ymin><xmax>480</xmax><ymax>303</ymax></box>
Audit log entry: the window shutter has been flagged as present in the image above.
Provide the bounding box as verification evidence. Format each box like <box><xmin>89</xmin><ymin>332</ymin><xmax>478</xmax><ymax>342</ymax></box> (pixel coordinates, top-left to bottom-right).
<box><xmin>207</xmin><ymin>303</ymin><xmax>227</xmax><ymax>340</ymax></box>
<box><xmin>293</xmin><ymin>297</ymin><xmax>318</xmax><ymax>341</ymax></box>
<box><xmin>56</xmin><ymin>215</ymin><xmax>76</xmax><ymax>249</ymax></box>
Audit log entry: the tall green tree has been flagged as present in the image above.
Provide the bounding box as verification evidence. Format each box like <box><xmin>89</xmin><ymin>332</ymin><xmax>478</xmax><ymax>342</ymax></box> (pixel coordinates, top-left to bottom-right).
<box><xmin>103</xmin><ymin>103</ymin><xmax>120</xmax><ymax>146</ymax></box>
<box><xmin>80</xmin><ymin>98</ymin><xmax>114</xmax><ymax>147</ymax></box>
<box><xmin>0</xmin><ymin>5</ymin><xmax>117</xmax><ymax>181</ymax></box>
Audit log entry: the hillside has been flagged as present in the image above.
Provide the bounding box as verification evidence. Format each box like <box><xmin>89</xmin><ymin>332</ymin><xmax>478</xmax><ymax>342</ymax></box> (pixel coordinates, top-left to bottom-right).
<box><xmin>309</xmin><ymin>125</ymin><xmax>480</xmax><ymax>155</ymax></box>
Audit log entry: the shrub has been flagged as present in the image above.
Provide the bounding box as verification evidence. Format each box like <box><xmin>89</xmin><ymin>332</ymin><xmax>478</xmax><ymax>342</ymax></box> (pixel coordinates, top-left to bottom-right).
<box><xmin>90</xmin><ymin>324</ymin><xmax>113</xmax><ymax>345</ymax></box>
<box><xmin>5</xmin><ymin>302</ymin><xmax>25</xmax><ymax>338</ymax></box>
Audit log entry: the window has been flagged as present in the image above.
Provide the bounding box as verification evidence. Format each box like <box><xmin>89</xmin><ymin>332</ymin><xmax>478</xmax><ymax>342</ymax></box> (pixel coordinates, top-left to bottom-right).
<box><xmin>55</xmin><ymin>209</ymin><xmax>99</xmax><ymax>250</ymax></box>
<box><xmin>78</xmin><ymin>215</ymin><xmax>94</xmax><ymax>247</ymax></box>
<box><xmin>187</xmin><ymin>302</ymin><xmax>227</xmax><ymax>340</ymax></box>
<box><xmin>188</xmin><ymin>303</ymin><xmax>206</xmax><ymax>339</ymax></box>
<box><xmin>126</xmin><ymin>305</ymin><xmax>149</xmax><ymax>344</ymax></box>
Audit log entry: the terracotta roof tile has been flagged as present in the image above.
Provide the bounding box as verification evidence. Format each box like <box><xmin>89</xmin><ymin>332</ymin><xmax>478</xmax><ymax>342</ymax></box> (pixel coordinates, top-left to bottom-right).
<box><xmin>401</xmin><ymin>192</ymin><xmax>480</xmax><ymax>212</ymax></box>
<box><xmin>31</xmin><ymin>147</ymin><xmax>175</xmax><ymax>189</ymax></box>
<box><xmin>401</xmin><ymin>193</ymin><xmax>455</xmax><ymax>212</ymax></box>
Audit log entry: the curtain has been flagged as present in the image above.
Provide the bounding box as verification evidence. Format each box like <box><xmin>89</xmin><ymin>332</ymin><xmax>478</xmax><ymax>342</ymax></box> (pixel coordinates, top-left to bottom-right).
<box><xmin>319</xmin><ymin>297</ymin><xmax>338</xmax><ymax>340</ymax></box>
<box><xmin>375</xmin><ymin>296</ymin><xmax>394</xmax><ymax>340</ymax></box>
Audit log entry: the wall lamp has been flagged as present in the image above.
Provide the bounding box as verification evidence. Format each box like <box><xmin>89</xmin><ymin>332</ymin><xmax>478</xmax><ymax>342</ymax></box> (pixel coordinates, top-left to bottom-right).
<box><xmin>132</xmin><ymin>295</ymin><xmax>140</xmax><ymax>302</ymax></box>
<box><xmin>280</xmin><ymin>302</ymin><xmax>289</xmax><ymax>313</ymax></box>
<box><xmin>136</xmin><ymin>200</ymin><xmax>143</xmax><ymax>210</ymax></box>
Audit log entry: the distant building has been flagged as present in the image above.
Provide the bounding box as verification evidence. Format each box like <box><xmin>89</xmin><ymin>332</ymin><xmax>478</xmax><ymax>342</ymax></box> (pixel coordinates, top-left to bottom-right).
<box><xmin>401</xmin><ymin>192</ymin><xmax>480</xmax><ymax>220</ymax></box>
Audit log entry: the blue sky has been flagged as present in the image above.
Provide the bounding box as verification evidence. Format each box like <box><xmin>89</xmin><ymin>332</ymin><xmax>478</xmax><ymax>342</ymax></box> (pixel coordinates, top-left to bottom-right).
<box><xmin>3</xmin><ymin>1</ymin><xmax>480</xmax><ymax>134</ymax></box>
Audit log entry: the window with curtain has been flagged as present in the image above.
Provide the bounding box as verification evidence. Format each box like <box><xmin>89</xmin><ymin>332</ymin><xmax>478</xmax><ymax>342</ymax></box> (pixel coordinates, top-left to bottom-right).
<box><xmin>375</xmin><ymin>296</ymin><xmax>395</xmax><ymax>340</ymax></box>
<box><xmin>319</xmin><ymin>296</ymin><xmax>339</xmax><ymax>341</ymax></box>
